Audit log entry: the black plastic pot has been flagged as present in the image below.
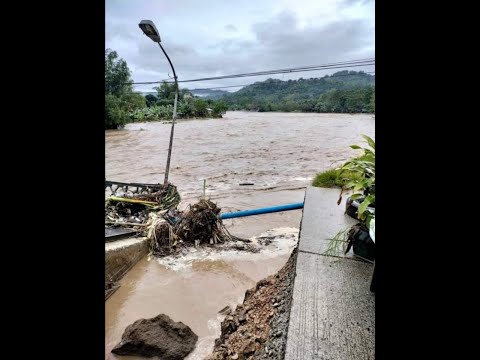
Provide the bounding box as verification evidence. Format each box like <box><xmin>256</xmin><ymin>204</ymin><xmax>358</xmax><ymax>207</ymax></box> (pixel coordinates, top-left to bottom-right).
<box><xmin>345</xmin><ymin>196</ymin><xmax>375</xmax><ymax>220</ymax></box>
<box><xmin>345</xmin><ymin>224</ymin><xmax>375</xmax><ymax>262</ymax></box>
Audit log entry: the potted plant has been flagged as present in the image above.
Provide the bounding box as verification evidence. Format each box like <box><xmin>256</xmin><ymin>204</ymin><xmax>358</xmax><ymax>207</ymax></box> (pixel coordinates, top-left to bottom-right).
<box><xmin>326</xmin><ymin>135</ymin><xmax>375</xmax><ymax>263</ymax></box>
<box><xmin>341</xmin><ymin>135</ymin><xmax>375</xmax><ymax>222</ymax></box>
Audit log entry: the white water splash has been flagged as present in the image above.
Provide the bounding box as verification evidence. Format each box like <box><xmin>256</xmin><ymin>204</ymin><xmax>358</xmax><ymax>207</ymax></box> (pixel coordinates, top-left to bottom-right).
<box><xmin>155</xmin><ymin>227</ymin><xmax>299</xmax><ymax>272</ymax></box>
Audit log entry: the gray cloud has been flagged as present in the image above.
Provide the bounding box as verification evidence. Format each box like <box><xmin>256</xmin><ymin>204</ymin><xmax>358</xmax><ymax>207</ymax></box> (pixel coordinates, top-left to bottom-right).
<box><xmin>250</xmin><ymin>12</ymin><xmax>373</xmax><ymax>65</ymax></box>
<box><xmin>224</xmin><ymin>24</ymin><xmax>238</xmax><ymax>32</ymax></box>
<box><xmin>106</xmin><ymin>0</ymin><xmax>375</xmax><ymax>91</ymax></box>
<box><xmin>342</xmin><ymin>0</ymin><xmax>374</xmax><ymax>5</ymax></box>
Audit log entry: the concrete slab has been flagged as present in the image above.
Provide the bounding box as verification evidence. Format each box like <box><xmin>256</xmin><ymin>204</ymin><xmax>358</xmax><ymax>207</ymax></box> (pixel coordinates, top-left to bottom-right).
<box><xmin>285</xmin><ymin>187</ymin><xmax>375</xmax><ymax>360</ymax></box>
<box><xmin>285</xmin><ymin>252</ymin><xmax>375</xmax><ymax>360</ymax></box>
<box><xmin>298</xmin><ymin>187</ymin><xmax>357</xmax><ymax>255</ymax></box>
<box><xmin>105</xmin><ymin>237</ymin><xmax>149</xmax><ymax>294</ymax></box>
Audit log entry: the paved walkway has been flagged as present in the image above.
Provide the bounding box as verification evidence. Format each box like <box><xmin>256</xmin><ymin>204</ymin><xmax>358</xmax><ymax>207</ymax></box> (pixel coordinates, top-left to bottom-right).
<box><xmin>285</xmin><ymin>187</ymin><xmax>375</xmax><ymax>360</ymax></box>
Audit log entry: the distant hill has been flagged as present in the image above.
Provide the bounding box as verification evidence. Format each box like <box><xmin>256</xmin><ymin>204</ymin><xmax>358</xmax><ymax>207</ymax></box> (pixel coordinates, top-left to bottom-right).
<box><xmin>221</xmin><ymin>70</ymin><xmax>375</xmax><ymax>112</ymax></box>
<box><xmin>189</xmin><ymin>89</ymin><xmax>230</xmax><ymax>99</ymax></box>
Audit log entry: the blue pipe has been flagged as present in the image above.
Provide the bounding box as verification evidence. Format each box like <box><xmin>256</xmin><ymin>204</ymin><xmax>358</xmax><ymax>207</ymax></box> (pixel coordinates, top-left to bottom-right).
<box><xmin>220</xmin><ymin>202</ymin><xmax>304</xmax><ymax>219</ymax></box>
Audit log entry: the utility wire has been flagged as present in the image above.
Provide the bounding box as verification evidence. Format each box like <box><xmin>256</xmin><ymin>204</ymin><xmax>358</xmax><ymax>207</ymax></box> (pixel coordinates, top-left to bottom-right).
<box><xmin>130</xmin><ymin>71</ymin><xmax>375</xmax><ymax>94</ymax></box>
<box><xmin>128</xmin><ymin>58</ymin><xmax>375</xmax><ymax>85</ymax></box>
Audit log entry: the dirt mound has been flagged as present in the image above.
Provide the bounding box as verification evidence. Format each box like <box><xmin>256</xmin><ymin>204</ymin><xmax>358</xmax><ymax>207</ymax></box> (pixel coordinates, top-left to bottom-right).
<box><xmin>208</xmin><ymin>248</ymin><xmax>298</xmax><ymax>359</ymax></box>
<box><xmin>111</xmin><ymin>314</ymin><xmax>197</xmax><ymax>359</ymax></box>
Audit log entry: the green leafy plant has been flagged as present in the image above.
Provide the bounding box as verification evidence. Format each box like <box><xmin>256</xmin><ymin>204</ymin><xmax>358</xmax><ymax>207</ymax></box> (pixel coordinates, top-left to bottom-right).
<box><xmin>323</xmin><ymin>135</ymin><xmax>375</xmax><ymax>259</ymax></box>
<box><xmin>323</xmin><ymin>228</ymin><xmax>349</xmax><ymax>256</ymax></box>
<box><xmin>339</xmin><ymin>135</ymin><xmax>375</xmax><ymax>229</ymax></box>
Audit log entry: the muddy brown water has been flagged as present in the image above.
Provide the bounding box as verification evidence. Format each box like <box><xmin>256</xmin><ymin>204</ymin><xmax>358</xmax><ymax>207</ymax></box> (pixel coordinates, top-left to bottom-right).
<box><xmin>105</xmin><ymin>111</ymin><xmax>375</xmax><ymax>359</ymax></box>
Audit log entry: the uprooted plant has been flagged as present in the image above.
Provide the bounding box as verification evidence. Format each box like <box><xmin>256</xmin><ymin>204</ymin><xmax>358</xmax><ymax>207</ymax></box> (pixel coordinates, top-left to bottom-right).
<box><xmin>146</xmin><ymin>199</ymin><xmax>250</xmax><ymax>257</ymax></box>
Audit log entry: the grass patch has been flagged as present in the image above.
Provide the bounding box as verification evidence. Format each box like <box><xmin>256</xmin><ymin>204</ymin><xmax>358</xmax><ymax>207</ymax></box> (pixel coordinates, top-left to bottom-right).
<box><xmin>312</xmin><ymin>168</ymin><xmax>361</xmax><ymax>188</ymax></box>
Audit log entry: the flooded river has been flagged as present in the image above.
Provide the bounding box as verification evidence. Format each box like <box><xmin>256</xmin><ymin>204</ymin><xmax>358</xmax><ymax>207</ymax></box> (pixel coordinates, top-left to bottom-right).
<box><xmin>105</xmin><ymin>111</ymin><xmax>375</xmax><ymax>359</ymax></box>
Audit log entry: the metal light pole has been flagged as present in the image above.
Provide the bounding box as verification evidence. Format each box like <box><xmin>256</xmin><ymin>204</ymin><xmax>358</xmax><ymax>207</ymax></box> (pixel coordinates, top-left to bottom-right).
<box><xmin>138</xmin><ymin>20</ymin><xmax>178</xmax><ymax>188</ymax></box>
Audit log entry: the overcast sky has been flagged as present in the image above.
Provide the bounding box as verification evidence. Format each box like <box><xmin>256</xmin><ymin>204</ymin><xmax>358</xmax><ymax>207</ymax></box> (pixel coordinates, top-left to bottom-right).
<box><xmin>106</xmin><ymin>0</ymin><xmax>375</xmax><ymax>92</ymax></box>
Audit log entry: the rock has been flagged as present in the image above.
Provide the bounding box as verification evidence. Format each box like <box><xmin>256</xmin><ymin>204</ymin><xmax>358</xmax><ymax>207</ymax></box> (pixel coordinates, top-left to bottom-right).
<box><xmin>221</xmin><ymin>317</ymin><xmax>237</xmax><ymax>335</ymax></box>
<box><xmin>256</xmin><ymin>279</ymin><xmax>271</xmax><ymax>290</ymax></box>
<box><xmin>260</xmin><ymin>333</ymin><xmax>268</xmax><ymax>343</ymax></box>
<box><xmin>111</xmin><ymin>314</ymin><xmax>197</xmax><ymax>359</ymax></box>
<box><xmin>273</xmin><ymin>303</ymin><xmax>280</xmax><ymax>307</ymax></box>
<box><xmin>238</xmin><ymin>310</ymin><xmax>247</xmax><ymax>323</ymax></box>
<box><xmin>231</xmin><ymin>354</ymin><xmax>239</xmax><ymax>360</ymax></box>
<box><xmin>242</xmin><ymin>340</ymin><xmax>256</xmax><ymax>355</ymax></box>
<box><xmin>244</xmin><ymin>288</ymin><xmax>255</xmax><ymax>300</ymax></box>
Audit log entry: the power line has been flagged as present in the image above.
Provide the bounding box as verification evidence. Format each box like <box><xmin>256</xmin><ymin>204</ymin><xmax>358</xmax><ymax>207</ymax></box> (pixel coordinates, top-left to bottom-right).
<box><xmin>129</xmin><ymin>58</ymin><xmax>375</xmax><ymax>85</ymax></box>
<box><xmin>135</xmin><ymin>62</ymin><xmax>375</xmax><ymax>85</ymax></box>
<box><xmin>175</xmin><ymin>60</ymin><xmax>375</xmax><ymax>84</ymax></box>
<box><xmin>131</xmin><ymin>71</ymin><xmax>375</xmax><ymax>93</ymax></box>
<box><xmin>187</xmin><ymin>71</ymin><xmax>376</xmax><ymax>91</ymax></box>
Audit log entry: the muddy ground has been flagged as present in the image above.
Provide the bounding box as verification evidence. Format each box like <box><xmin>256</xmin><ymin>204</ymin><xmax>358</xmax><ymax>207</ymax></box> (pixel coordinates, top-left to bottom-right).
<box><xmin>208</xmin><ymin>247</ymin><xmax>298</xmax><ymax>360</ymax></box>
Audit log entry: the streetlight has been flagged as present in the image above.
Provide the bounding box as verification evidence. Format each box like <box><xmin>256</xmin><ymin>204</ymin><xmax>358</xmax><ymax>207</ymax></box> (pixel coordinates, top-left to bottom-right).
<box><xmin>138</xmin><ymin>20</ymin><xmax>178</xmax><ymax>188</ymax></box>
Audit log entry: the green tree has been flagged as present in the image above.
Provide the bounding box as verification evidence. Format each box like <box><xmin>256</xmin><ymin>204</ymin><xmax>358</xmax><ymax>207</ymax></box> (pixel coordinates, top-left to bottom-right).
<box><xmin>105</xmin><ymin>49</ymin><xmax>132</xmax><ymax>96</ymax></box>
<box><xmin>212</xmin><ymin>100</ymin><xmax>228</xmax><ymax>116</ymax></box>
<box><xmin>145</xmin><ymin>94</ymin><xmax>158</xmax><ymax>107</ymax></box>
<box><xmin>193</xmin><ymin>98</ymin><xmax>208</xmax><ymax>116</ymax></box>
<box><xmin>178</xmin><ymin>100</ymin><xmax>195</xmax><ymax>117</ymax></box>
<box><xmin>105</xmin><ymin>49</ymin><xmax>135</xmax><ymax>129</ymax></box>
<box><xmin>154</xmin><ymin>81</ymin><xmax>177</xmax><ymax>101</ymax></box>
<box><xmin>344</xmin><ymin>88</ymin><xmax>366</xmax><ymax>113</ymax></box>
<box><xmin>120</xmin><ymin>93</ymin><xmax>146</xmax><ymax>113</ymax></box>
<box><xmin>105</xmin><ymin>94</ymin><xmax>128</xmax><ymax>129</ymax></box>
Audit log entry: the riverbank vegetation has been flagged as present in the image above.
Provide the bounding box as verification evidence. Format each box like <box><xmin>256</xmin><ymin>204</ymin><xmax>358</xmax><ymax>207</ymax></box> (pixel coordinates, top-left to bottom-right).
<box><xmin>312</xmin><ymin>154</ymin><xmax>370</xmax><ymax>188</ymax></box>
<box><xmin>105</xmin><ymin>49</ymin><xmax>228</xmax><ymax>129</ymax></box>
<box><xmin>106</xmin><ymin>49</ymin><xmax>375</xmax><ymax>129</ymax></box>
<box><xmin>312</xmin><ymin>169</ymin><xmax>361</xmax><ymax>188</ymax></box>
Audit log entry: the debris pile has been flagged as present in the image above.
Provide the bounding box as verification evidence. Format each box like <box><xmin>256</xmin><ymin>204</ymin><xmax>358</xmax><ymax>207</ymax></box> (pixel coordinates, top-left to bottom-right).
<box><xmin>105</xmin><ymin>184</ymin><xmax>252</xmax><ymax>257</ymax></box>
<box><xmin>147</xmin><ymin>199</ymin><xmax>249</xmax><ymax>257</ymax></box>
<box><xmin>105</xmin><ymin>183</ymin><xmax>181</xmax><ymax>225</ymax></box>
